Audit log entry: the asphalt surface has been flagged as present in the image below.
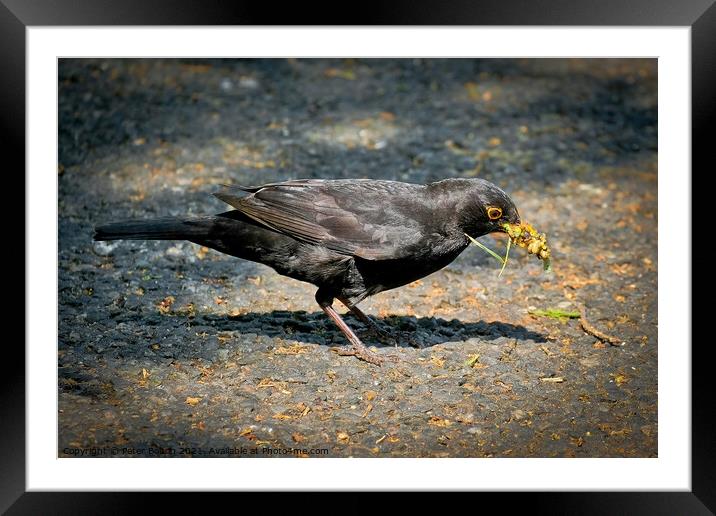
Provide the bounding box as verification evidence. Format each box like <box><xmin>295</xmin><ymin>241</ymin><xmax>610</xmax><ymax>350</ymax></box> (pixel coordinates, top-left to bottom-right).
<box><xmin>59</xmin><ymin>58</ymin><xmax>657</xmax><ymax>457</ymax></box>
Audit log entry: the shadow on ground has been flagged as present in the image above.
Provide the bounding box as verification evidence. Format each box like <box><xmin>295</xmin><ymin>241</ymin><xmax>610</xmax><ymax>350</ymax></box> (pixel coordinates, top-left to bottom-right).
<box><xmin>194</xmin><ymin>311</ymin><xmax>548</xmax><ymax>348</ymax></box>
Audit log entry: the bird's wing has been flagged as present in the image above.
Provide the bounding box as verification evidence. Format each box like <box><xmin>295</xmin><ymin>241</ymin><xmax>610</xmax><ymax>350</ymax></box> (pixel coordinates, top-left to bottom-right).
<box><xmin>214</xmin><ymin>180</ymin><xmax>426</xmax><ymax>260</ymax></box>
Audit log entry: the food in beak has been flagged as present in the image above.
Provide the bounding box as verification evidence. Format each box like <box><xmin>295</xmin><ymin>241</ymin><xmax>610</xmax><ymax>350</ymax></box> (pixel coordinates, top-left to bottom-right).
<box><xmin>502</xmin><ymin>222</ymin><xmax>552</xmax><ymax>272</ymax></box>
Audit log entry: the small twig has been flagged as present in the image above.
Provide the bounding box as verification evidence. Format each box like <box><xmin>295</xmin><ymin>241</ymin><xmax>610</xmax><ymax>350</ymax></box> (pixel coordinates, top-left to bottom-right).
<box><xmin>539</xmin><ymin>376</ymin><xmax>564</xmax><ymax>383</ymax></box>
<box><xmin>578</xmin><ymin>304</ymin><xmax>624</xmax><ymax>346</ymax></box>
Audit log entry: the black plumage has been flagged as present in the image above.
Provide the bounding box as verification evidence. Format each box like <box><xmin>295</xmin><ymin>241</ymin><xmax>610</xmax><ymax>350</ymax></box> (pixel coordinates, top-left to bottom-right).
<box><xmin>94</xmin><ymin>177</ymin><xmax>521</xmax><ymax>364</ymax></box>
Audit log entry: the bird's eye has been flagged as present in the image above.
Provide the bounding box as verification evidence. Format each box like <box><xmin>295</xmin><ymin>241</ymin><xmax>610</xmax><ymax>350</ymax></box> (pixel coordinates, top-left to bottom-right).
<box><xmin>487</xmin><ymin>207</ymin><xmax>502</xmax><ymax>220</ymax></box>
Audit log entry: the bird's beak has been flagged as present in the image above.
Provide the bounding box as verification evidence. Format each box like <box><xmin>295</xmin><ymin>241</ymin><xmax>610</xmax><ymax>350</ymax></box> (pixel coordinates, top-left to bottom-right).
<box><xmin>494</xmin><ymin>219</ymin><xmax>519</xmax><ymax>234</ymax></box>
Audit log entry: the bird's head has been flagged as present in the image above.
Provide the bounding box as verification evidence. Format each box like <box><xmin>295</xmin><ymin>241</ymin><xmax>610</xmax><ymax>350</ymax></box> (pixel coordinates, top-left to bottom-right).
<box><xmin>447</xmin><ymin>178</ymin><xmax>521</xmax><ymax>238</ymax></box>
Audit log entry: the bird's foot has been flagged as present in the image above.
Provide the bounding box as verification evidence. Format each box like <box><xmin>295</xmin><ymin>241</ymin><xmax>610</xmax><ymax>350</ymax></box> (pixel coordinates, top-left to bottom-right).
<box><xmin>330</xmin><ymin>346</ymin><xmax>399</xmax><ymax>366</ymax></box>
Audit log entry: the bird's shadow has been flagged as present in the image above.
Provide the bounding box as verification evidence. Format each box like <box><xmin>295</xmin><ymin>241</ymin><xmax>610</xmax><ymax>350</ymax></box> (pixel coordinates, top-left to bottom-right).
<box><xmin>193</xmin><ymin>310</ymin><xmax>547</xmax><ymax>348</ymax></box>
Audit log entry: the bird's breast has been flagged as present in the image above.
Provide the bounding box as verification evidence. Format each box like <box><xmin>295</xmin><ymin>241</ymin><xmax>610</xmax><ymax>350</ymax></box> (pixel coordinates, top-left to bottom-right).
<box><xmin>354</xmin><ymin>236</ymin><xmax>467</xmax><ymax>294</ymax></box>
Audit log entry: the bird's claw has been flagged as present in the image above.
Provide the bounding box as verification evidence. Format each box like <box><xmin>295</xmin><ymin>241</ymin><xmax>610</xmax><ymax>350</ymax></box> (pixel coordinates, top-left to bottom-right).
<box><xmin>329</xmin><ymin>346</ymin><xmax>399</xmax><ymax>365</ymax></box>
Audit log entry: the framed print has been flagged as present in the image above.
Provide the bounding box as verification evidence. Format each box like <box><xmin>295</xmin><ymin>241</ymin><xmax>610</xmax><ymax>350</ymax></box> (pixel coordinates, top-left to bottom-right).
<box><xmin>5</xmin><ymin>0</ymin><xmax>712</xmax><ymax>512</ymax></box>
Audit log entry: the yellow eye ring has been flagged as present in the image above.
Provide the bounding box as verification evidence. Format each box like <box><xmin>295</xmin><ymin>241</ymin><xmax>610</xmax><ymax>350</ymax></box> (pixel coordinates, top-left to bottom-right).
<box><xmin>487</xmin><ymin>207</ymin><xmax>502</xmax><ymax>220</ymax></box>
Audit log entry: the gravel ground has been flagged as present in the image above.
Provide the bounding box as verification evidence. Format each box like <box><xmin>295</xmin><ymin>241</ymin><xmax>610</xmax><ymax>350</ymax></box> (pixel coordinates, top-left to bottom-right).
<box><xmin>58</xmin><ymin>58</ymin><xmax>657</xmax><ymax>457</ymax></box>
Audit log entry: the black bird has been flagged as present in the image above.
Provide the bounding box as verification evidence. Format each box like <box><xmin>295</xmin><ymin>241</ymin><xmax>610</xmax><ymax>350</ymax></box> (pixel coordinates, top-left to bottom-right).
<box><xmin>94</xmin><ymin>178</ymin><xmax>521</xmax><ymax>364</ymax></box>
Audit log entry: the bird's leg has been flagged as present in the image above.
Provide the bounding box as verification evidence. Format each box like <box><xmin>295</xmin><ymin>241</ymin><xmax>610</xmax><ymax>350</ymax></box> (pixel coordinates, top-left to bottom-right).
<box><xmin>320</xmin><ymin>303</ymin><xmax>384</xmax><ymax>365</ymax></box>
<box><xmin>338</xmin><ymin>297</ymin><xmax>421</xmax><ymax>349</ymax></box>
<box><xmin>316</xmin><ymin>292</ymin><xmax>396</xmax><ymax>365</ymax></box>
<box><xmin>337</xmin><ymin>297</ymin><xmax>392</xmax><ymax>341</ymax></box>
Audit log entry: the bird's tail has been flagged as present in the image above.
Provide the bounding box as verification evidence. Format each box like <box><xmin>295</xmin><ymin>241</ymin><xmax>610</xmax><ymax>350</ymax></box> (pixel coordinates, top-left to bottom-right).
<box><xmin>93</xmin><ymin>217</ymin><xmax>214</xmax><ymax>241</ymax></box>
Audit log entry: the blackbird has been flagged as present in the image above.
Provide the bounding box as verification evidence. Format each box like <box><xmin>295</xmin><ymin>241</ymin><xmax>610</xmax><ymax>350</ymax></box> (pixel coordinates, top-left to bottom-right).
<box><xmin>94</xmin><ymin>178</ymin><xmax>521</xmax><ymax>364</ymax></box>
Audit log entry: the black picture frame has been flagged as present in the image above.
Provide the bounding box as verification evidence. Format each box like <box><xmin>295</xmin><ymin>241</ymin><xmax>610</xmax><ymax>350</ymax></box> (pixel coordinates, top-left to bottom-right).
<box><xmin>5</xmin><ymin>0</ymin><xmax>711</xmax><ymax>512</ymax></box>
